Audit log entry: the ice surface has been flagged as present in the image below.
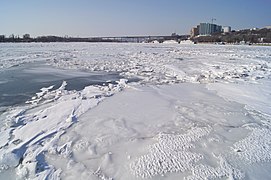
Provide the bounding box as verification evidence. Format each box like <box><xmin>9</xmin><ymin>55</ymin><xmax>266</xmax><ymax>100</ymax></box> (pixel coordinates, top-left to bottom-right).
<box><xmin>0</xmin><ymin>43</ymin><xmax>271</xmax><ymax>179</ymax></box>
<box><xmin>44</xmin><ymin>84</ymin><xmax>265</xmax><ymax>179</ymax></box>
<box><xmin>207</xmin><ymin>79</ymin><xmax>271</xmax><ymax>115</ymax></box>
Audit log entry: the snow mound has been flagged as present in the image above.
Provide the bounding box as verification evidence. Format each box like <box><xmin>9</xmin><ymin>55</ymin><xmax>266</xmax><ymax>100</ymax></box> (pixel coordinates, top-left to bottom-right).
<box><xmin>0</xmin><ymin>79</ymin><xmax>128</xmax><ymax>179</ymax></box>
<box><xmin>0</xmin><ymin>152</ymin><xmax>21</xmax><ymax>170</ymax></box>
<box><xmin>163</xmin><ymin>40</ymin><xmax>178</xmax><ymax>44</ymax></box>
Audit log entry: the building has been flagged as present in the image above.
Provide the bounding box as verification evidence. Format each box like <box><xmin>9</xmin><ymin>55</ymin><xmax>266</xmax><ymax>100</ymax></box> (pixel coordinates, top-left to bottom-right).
<box><xmin>199</xmin><ymin>23</ymin><xmax>222</xmax><ymax>35</ymax></box>
<box><xmin>0</xmin><ymin>35</ymin><xmax>5</xmax><ymax>42</ymax></box>
<box><xmin>23</xmin><ymin>34</ymin><xmax>31</xmax><ymax>39</ymax></box>
<box><xmin>190</xmin><ymin>25</ymin><xmax>199</xmax><ymax>37</ymax></box>
<box><xmin>250</xmin><ymin>27</ymin><xmax>259</xmax><ymax>31</ymax></box>
<box><xmin>222</xmin><ymin>26</ymin><xmax>231</xmax><ymax>33</ymax></box>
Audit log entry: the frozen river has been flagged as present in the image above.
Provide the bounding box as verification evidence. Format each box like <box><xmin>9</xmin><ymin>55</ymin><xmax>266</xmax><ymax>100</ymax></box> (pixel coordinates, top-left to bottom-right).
<box><xmin>0</xmin><ymin>42</ymin><xmax>271</xmax><ymax>180</ymax></box>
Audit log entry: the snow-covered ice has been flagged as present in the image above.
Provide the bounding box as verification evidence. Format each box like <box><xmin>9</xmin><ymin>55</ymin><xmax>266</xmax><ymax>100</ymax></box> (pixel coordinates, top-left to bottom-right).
<box><xmin>0</xmin><ymin>42</ymin><xmax>271</xmax><ymax>180</ymax></box>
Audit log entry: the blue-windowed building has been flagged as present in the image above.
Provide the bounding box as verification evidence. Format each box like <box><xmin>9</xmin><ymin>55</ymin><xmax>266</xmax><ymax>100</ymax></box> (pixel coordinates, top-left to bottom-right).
<box><xmin>199</xmin><ymin>23</ymin><xmax>222</xmax><ymax>35</ymax></box>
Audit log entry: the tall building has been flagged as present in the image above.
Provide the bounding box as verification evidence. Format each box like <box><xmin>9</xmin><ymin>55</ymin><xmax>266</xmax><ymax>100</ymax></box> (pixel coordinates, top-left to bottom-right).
<box><xmin>199</xmin><ymin>23</ymin><xmax>222</xmax><ymax>35</ymax></box>
<box><xmin>222</xmin><ymin>26</ymin><xmax>231</xmax><ymax>33</ymax></box>
<box><xmin>190</xmin><ymin>25</ymin><xmax>199</xmax><ymax>37</ymax></box>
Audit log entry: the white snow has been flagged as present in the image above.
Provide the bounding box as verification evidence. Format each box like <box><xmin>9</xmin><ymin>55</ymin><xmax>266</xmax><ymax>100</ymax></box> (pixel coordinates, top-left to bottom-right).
<box><xmin>0</xmin><ymin>43</ymin><xmax>271</xmax><ymax>179</ymax></box>
<box><xmin>130</xmin><ymin>127</ymin><xmax>212</xmax><ymax>178</ymax></box>
<box><xmin>163</xmin><ymin>40</ymin><xmax>179</xmax><ymax>44</ymax></box>
<box><xmin>207</xmin><ymin>80</ymin><xmax>271</xmax><ymax>115</ymax></box>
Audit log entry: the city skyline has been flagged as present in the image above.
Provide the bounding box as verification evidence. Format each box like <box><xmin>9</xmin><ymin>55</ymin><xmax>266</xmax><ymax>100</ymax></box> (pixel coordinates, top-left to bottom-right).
<box><xmin>1</xmin><ymin>0</ymin><xmax>271</xmax><ymax>37</ymax></box>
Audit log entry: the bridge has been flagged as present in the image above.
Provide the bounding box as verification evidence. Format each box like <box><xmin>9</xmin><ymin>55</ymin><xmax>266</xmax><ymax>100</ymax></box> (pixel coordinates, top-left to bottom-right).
<box><xmin>89</xmin><ymin>35</ymin><xmax>190</xmax><ymax>43</ymax></box>
<box><xmin>0</xmin><ymin>35</ymin><xmax>190</xmax><ymax>43</ymax></box>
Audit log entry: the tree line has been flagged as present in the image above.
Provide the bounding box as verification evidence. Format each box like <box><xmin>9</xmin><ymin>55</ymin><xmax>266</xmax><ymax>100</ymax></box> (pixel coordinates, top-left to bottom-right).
<box><xmin>0</xmin><ymin>34</ymin><xmax>121</xmax><ymax>43</ymax></box>
<box><xmin>191</xmin><ymin>28</ymin><xmax>271</xmax><ymax>44</ymax></box>
<box><xmin>0</xmin><ymin>34</ymin><xmax>190</xmax><ymax>43</ymax></box>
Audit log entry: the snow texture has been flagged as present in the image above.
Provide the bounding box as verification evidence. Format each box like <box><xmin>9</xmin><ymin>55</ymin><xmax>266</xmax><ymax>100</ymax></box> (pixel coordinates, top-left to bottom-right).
<box><xmin>130</xmin><ymin>127</ymin><xmax>211</xmax><ymax>178</ymax></box>
<box><xmin>186</xmin><ymin>156</ymin><xmax>244</xmax><ymax>180</ymax></box>
<box><xmin>233</xmin><ymin>126</ymin><xmax>271</xmax><ymax>164</ymax></box>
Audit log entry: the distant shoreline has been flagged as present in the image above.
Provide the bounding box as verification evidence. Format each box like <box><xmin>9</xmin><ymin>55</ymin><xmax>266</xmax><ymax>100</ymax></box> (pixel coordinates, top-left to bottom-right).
<box><xmin>0</xmin><ymin>35</ymin><xmax>189</xmax><ymax>43</ymax></box>
<box><xmin>1</xmin><ymin>41</ymin><xmax>271</xmax><ymax>47</ymax></box>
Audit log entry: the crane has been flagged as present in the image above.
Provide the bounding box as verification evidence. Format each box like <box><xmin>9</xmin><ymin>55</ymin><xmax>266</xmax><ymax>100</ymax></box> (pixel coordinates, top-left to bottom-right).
<box><xmin>211</xmin><ymin>18</ymin><xmax>216</xmax><ymax>24</ymax></box>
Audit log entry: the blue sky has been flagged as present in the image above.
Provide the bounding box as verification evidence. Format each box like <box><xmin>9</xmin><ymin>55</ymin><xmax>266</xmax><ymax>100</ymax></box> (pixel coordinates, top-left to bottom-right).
<box><xmin>1</xmin><ymin>0</ymin><xmax>270</xmax><ymax>37</ymax></box>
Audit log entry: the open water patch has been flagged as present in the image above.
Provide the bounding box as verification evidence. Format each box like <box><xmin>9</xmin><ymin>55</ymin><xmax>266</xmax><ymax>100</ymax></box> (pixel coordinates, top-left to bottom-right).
<box><xmin>0</xmin><ymin>62</ymin><xmax>124</xmax><ymax>108</ymax></box>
